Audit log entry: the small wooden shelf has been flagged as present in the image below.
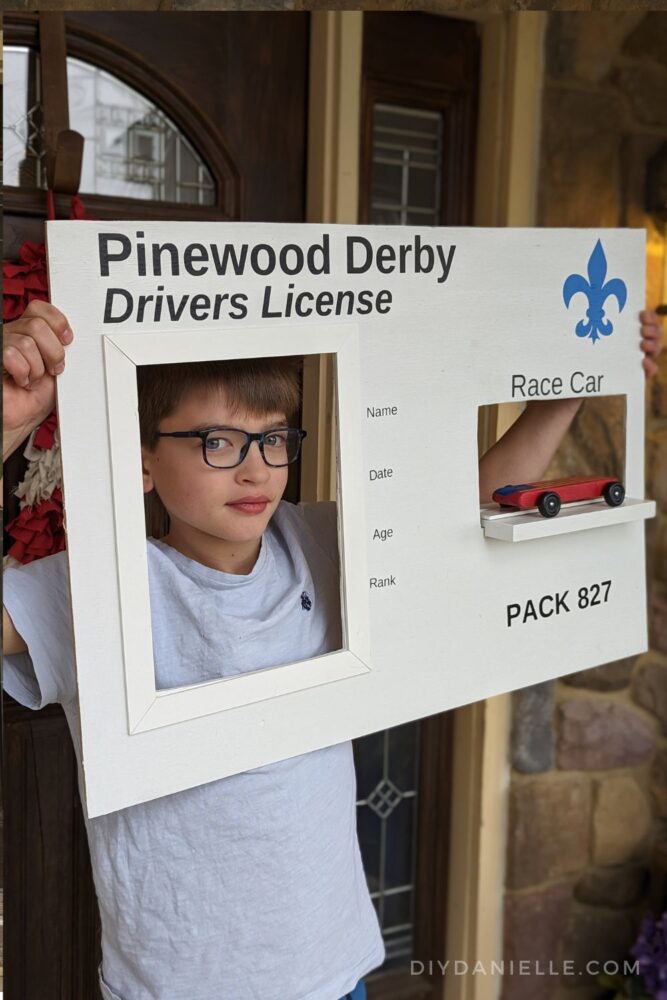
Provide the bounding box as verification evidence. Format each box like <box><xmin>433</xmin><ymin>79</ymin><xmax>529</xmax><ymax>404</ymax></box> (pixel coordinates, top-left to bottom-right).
<box><xmin>480</xmin><ymin>497</ymin><xmax>656</xmax><ymax>542</ymax></box>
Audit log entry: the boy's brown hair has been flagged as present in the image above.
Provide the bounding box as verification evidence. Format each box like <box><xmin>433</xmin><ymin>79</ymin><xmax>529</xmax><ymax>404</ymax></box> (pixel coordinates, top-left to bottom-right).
<box><xmin>137</xmin><ymin>355</ymin><xmax>303</xmax><ymax>450</ymax></box>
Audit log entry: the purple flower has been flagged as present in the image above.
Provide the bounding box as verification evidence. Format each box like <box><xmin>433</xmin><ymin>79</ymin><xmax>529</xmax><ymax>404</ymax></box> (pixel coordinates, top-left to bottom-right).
<box><xmin>631</xmin><ymin>911</ymin><xmax>667</xmax><ymax>999</ymax></box>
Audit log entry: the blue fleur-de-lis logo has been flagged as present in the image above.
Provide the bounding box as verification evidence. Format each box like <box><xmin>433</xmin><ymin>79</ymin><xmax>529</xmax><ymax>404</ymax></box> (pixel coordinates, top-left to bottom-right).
<box><xmin>562</xmin><ymin>239</ymin><xmax>627</xmax><ymax>343</ymax></box>
<box><xmin>300</xmin><ymin>591</ymin><xmax>312</xmax><ymax>611</ymax></box>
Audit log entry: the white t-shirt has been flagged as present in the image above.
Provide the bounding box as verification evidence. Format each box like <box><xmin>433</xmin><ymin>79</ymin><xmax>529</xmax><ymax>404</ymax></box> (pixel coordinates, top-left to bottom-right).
<box><xmin>3</xmin><ymin>500</ymin><xmax>386</xmax><ymax>1000</ymax></box>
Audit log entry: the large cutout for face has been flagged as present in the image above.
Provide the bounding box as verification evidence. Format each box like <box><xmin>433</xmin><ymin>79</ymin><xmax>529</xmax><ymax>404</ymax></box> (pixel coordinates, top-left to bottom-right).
<box><xmin>46</xmin><ymin>222</ymin><xmax>654</xmax><ymax>817</ymax></box>
<box><xmin>137</xmin><ymin>356</ymin><xmax>344</xmax><ymax>691</ymax></box>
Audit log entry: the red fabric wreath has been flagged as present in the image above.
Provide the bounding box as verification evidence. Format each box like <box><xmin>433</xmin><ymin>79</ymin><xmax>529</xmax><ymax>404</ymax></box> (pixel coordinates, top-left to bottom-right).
<box><xmin>5</xmin><ymin>488</ymin><xmax>65</xmax><ymax>564</ymax></box>
<box><xmin>3</xmin><ymin>193</ymin><xmax>90</xmax><ymax>564</ymax></box>
<box><xmin>3</xmin><ymin>242</ymin><xmax>49</xmax><ymax>321</ymax></box>
<box><xmin>32</xmin><ymin>411</ymin><xmax>59</xmax><ymax>451</ymax></box>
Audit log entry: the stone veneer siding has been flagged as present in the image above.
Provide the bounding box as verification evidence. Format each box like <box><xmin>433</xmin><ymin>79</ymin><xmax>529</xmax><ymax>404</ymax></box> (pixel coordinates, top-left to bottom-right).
<box><xmin>502</xmin><ymin>13</ymin><xmax>667</xmax><ymax>1000</ymax></box>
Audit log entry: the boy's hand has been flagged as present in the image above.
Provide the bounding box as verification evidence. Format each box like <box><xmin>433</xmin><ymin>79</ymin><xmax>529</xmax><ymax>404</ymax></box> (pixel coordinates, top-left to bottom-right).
<box><xmin>3</xmin><ymin>302</ymin><xmax>73</xmax><ymax>458</ymax></box>
<box><xmin>640</xmin><ymin>308</ymin><xmax>663</xmax><ymax>379</ymax></box>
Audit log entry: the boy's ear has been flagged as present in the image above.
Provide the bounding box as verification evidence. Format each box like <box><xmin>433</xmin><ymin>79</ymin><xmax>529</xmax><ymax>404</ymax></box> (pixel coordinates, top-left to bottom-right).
<box><xmin>141</xmin><ymin>446</ymin><xmax>155</xmax><ymax>494</ymax></box>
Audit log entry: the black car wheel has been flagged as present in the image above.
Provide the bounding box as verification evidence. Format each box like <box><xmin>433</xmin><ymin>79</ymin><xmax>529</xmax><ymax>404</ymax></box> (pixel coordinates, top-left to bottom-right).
<box><xmin>603</xmin><ymin>481</ymin><xmax>625</xmax><ymax>507</ymax></box>
<box><xmin>538</xmin><ymin>492</ymin><xmax>561</xmax><ymax>518</ymax></box>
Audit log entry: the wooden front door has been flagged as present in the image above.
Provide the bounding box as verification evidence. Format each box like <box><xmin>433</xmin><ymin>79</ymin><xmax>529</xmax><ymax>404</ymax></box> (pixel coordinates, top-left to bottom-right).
<box><xmin>356</xmin><ymin>14</ymin><xmax>479</xmax><ymax>999</ymax></box>
<box><xmin>3</xmin><ymin>13</ymin><xmax>309</xmax><ymax>998</ymax></box>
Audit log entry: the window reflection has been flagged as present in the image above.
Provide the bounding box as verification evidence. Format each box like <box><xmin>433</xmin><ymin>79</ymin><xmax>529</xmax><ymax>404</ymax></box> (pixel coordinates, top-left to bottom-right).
<box><xmin>4</xmin><ymin>47</ymin><xmax>45</xmax><ymax>189</ymax></box>
<box><xmin>3</xmin><ymin>46</ymin><xmax>216</xmax><ymax>206</ymax></box>
<box><xmin>370</xmin><ymin>104</ymin><xmax>443</xmax><ymax>226</ymax></box>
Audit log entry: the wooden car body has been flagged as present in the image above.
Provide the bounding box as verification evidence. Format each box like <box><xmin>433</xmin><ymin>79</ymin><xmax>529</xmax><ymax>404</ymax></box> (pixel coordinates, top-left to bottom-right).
<box><xmin>492</xmin><ymin>475</ymin><xmax>622</xmax><ymax>511</ymax></box>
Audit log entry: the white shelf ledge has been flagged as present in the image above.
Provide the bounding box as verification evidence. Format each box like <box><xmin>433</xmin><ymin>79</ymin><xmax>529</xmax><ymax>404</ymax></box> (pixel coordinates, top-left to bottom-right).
<box><xmin>480</xmin><ymin>497</ymin><xmax>656</xmax><ymax>542</ymax></box>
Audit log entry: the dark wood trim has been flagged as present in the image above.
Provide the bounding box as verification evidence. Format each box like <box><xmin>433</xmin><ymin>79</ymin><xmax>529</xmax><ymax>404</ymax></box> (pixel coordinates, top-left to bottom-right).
<box><xmin>413</xmin><ymin>713</ymin><xmax>454</xmax><ymax>978</ymax></box>
<box><xmin>359</xmin><ymin>12</ymin><xmax>479</xmax><ymax>230</ymax></box>
<box><xmin>359</xmin><ymin>15</ymin><xmax>479</xmax><ymax>997</ymax></box>
<box><xmin>4</xmin><ymin>186</ymin><xmax>233</xmax><ymax>221</ymax></box>
<box><xmin>3</xmin><ymin>692</ymin><xmax>103</xmax><ymax>999</ymax></box>
<box><xmin>359</xmin><ymin>76</ymin><xmax>478</xmax><ymax>228</ymax></box>
<box><xmin>39</xmin><ymin>13</ymin><xmax>72</xmax><ymax>189</ymax></box>
<box><xmin>362</xmin><ymin>12</ymin><xmax>478</xmax><ymax>92</ymax></box>
<box><xmin>4</xmin><ymin>13</ymin><xmax>241</xmax><ymax>220</ymax></box>
<box><xmin>2</xmin><ymin>693</ymin><xmax>64</xmax><ymax>726</ymax></box>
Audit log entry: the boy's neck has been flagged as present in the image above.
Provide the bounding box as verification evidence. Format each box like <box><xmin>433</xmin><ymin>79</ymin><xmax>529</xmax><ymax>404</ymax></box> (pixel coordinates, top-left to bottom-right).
<box><xmin>160</xmin><ymin>526</ymin><xmax>263</xmax><ymax>575</ymax></box>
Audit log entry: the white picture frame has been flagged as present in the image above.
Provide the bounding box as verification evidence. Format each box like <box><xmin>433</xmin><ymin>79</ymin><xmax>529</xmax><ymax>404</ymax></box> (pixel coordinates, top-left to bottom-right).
<box><xmin>104</xmin><ymin>326</ymin><xmax>371</xmax><ymax>732</ymax></box>
<box><xmin>45</xmin><ymin>222</ymin><xmax>655</xmax><ymax>817</ymax></box>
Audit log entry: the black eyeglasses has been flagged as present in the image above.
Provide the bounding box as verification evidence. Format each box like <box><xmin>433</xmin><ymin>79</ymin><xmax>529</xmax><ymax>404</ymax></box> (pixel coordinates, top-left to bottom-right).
<box><xmin>156</xmin><ymin>426</ymin><xmax>307</xmax><ymax>469</ymax></box>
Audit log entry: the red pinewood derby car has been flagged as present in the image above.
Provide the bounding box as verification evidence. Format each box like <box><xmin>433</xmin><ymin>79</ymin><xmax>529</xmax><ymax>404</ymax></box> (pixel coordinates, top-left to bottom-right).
<box><xmin>492</xmin><ymin>476</ymin><xmax>625</xmax><ymax>518</ymax></box>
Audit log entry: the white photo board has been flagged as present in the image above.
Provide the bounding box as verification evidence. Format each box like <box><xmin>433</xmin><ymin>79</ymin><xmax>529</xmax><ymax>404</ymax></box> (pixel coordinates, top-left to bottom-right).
<box><xmin>45</xmin><ymin>222</ymin><xmax>654</xmax><ymax>817</ymax></box>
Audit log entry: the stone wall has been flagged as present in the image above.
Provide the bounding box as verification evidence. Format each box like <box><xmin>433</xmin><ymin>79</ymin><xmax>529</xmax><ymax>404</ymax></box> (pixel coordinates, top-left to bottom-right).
<box><xmin>502</xmin><ymin>13</ymin><xmax>667</xmax><ymax>1000</ymax></box>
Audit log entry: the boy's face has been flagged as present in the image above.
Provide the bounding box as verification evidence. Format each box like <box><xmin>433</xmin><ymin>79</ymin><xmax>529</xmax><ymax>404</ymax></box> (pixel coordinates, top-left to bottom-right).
<box><xmin>141</xmin><ymin>386</ymin><xmax>290</xmax><ymax>549</ymax></box>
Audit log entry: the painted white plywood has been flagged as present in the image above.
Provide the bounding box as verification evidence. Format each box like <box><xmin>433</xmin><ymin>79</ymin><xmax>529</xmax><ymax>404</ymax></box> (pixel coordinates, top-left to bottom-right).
<box><xmin>480</xmin><ymin>498</ymin><xmax>655</xmax><ymax>541</ymax></box>
<box><xmin>45</xmin><ymin>222</ymin><xmax>651</xmax><ymax>817</ymax></box>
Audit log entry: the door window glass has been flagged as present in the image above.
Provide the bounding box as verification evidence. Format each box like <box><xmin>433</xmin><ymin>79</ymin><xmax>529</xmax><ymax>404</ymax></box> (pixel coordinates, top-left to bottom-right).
<box><xmin>370</xmin><ymin>104</ymin><xmax>443</xmax><ymax>226</ymax></box>
<box><xmin>4</xmin><ymin>45</ymin><xmax>216</xmax><ymax>206</ymax></box>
